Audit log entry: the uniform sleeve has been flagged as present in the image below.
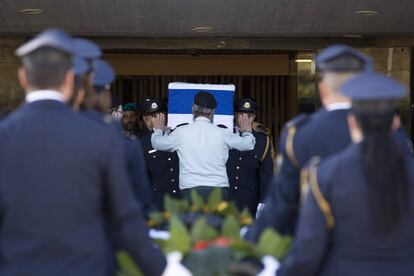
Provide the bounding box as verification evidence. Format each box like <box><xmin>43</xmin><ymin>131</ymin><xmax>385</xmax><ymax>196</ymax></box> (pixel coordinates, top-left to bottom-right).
<box><xmin>277</xmin><ymin>162</ymin><xmax>332</xmax><ymax>276</ymax></box>
<box><xmin>393</xmin><ymin>127</ymin><xmax>413</xmax><ymax>155</ymax></box>
<box><xmin>151</xmin><ymin>128</ymin><xmax>180</xmax><ymax>152</ymax></box>
<box><xmin>221</xmin><ymin>128</ymin><xmax>256</xmax><ymax>151</ymax></box>
<box><xmin>245</xmin><ymin>128</ymin><xmax>301</xmax><ymax>241</ymax></box>
<box><xmin>104</xmin><ymin>134</ymin><xmax>167</xmax><ymax>276</ymax></box>
<box><xmin>259</xmin><ymin>136</ymin><xmax>274</xmax><ymax>202</ymax></box>
<box><xmin>126</xmin><ymin>139</ymin><xmax>157</xmax><ymax>214</ymax></box>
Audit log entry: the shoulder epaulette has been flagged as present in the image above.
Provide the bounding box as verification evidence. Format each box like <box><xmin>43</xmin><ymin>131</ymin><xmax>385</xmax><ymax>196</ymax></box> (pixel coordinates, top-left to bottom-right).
<box><xmin>252</xmin><ymin>122</ymin><xmax>271</xmax><ymax>136</ymax></box>
<box><xmin>284</xmin><ymin>114</ymin><xmax>310</xmax><ymax>167</ymax></box>
<box><xmin>302</xmin><ymin>157</ymin><xmax>335</xmax><ymax>230</ymax></box>
<box><xmin>216</xmin><ymin>124</ymin><xmax>228</xmax><ymax>129</ymax></box>
<box><xmin>285</xmin><ymin>113</ymin><xmax>310</xmax><ymax>129</ymax></box>
<box><xmin>170</xmin><ymin>123</ymin><xmax>189</xmax><ymax>133</ymax></box>
<box><xmin>252</xmin><ymin>122</ymin><xmax>274</xmax><ymax>162</ymax></box>
<box><xmin>175</xmin><ymin>122</ymin><xmax>189</xmax><ymax>128</ymax></box>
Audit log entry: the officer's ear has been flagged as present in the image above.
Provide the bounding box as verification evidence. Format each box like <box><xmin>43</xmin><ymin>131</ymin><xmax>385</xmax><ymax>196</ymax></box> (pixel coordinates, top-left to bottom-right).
<box><xmin>318</xmin><ymin>81</ymin><xmax>329</xmax><ymax>105</ymax></box>
<box><xmin>61</xmin><ymin>69</ymin><xmax>75</xmax><ymax>103</ymax></box>
<box><xmin>18</xmin><ymin>66</ymin><xmax>29</xmax><ymax>92</ymax></box>
<box><xmin>348</xmin><ymin>114</ymin><xmax>363</xmax><ymax>143</ymax></box>
<box><xmin>392</xmin><ymin>114</ymin><xmax>401</xmax><ymax>131</ymax></box>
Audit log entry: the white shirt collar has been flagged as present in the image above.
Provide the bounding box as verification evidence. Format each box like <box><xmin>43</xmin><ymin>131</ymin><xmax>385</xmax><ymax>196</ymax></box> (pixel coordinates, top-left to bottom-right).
<box><xmin>25</xmin><ymin>90</ymin><xmax>65</xmax><ymax>103</ymax></box>
<box><xmin>325</xmin><ymin>102</ymin><xmax>351</xmax><ymax>112</ymax></box>
<box><xmin>194</xmin><ymin>116</ymin><xmax>212</xmax><ymax>123</ymax></box>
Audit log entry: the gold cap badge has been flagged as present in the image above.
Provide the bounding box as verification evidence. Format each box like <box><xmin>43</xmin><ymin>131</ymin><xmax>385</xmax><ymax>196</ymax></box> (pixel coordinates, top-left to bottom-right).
<box><xmin>243</xmin><ymin>102</ymin><xmax>251</xmax><ymax>109</ymax></box>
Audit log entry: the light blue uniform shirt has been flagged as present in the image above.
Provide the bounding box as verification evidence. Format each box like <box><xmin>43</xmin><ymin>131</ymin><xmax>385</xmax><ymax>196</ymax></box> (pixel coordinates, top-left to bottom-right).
<box><xmin>151</xmin><ymin>117</ymin><xmax>255</xmax><ymax>190</ymax></box>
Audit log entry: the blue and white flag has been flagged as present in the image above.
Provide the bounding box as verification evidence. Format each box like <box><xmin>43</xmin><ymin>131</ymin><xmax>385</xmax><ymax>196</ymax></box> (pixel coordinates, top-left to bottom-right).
<box><xmin>167</xmin><ymin>82</ymin><xmax>235</xmax><ymax>129</ymax></box>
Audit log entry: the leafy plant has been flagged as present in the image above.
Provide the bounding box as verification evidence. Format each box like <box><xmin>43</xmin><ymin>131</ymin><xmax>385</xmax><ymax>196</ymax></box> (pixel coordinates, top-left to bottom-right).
<box><xmin>164</xmin><ymin>215</ymin><xmax>191</xmax><ymax>254</ymax></box>
<box><xmin>117</xmin><ymin>251</ymin><xmax>143</xmax><ymax>276</ymax></box>
<box><xmin>148</xmin><ymin>189</ymin><xmax>254</xmax><ymax>229</ymax></box>
<box><xmin>221</xmin><ymin>215</ymin><xmax>241</xmax><ymax>240</ymax></box>
<box><xmin>256</xmin><ymin>228</ymin><xmax>293</xmax><ymax>260</ymax></box>
<box><xmin>207</xmin><ymin>188</ymin><xmax>222</xmax><ymax>211</ymax></box>
<box><xmin>190</xmin><ymin>217</ymin><xmax>218</xmax><ymax>243</ymax></box>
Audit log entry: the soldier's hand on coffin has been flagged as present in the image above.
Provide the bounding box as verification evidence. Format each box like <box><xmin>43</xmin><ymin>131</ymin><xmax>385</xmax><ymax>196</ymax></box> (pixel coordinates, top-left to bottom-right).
<box><xmin>238</xmin><ymin>113</ymin><xmax>253</xmax><ymax>132</ymax></box>
<box><xmin>153</xmin><ymin>113</ymin><xmax>166</xmax><ymax>130</ymax></box>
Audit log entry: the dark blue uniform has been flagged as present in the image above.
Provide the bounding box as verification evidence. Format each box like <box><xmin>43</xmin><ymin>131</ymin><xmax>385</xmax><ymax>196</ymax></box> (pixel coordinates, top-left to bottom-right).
<box><xmin>246</xmin><ymin>107</ymin><xmax>412</xmax><ymax>240</ymax></box>
<box><xmin>0</xmin><ymin>100</ymin><xmax>166</xmax><ymax>276</ymax></box>
<box><xmin>140</xmin><ymin>131</ymin><xmax>180</xmax><ymax>210</ymax></box>
<box><xmin>82</xmin><ymin>109</ymin><xmax>155</xmax><ymax>214</ymax></box>
<box><xmin>278</xmin><ymin>143</ymin><xmax>414</xmax><ymax>276</ymax></box>
<box><xmin>246</xmin><ymin>108</ymin><xmax>351</xmax><ymax>239</ymax></box>
<box><xmin>227</xmin><ymin>124</ymin><xmax>273</xmax><ymax>215</ymax></box>
<box><xmin>247</xmin><ymin>44</ymin><xmax>394</xmax><ymax>241</ymax></box>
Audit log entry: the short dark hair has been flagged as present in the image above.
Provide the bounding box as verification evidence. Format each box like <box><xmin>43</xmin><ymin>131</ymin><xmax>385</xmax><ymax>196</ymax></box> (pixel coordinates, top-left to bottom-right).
<box><xmin>22</xmin><ymin>47</ymin><xmax>72</xmax><ymax>89</ymax></box>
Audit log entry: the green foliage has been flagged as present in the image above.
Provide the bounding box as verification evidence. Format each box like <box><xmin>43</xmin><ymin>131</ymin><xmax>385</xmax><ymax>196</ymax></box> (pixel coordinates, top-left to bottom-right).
<box><xmin>256</xmin><ymin>228</ymin><xmax>293</xmax><ymax>260</ymax></box>
<box><xmin>164</xmin><ymin>196</ymin><xmax>190</xmax><ymax>214</ymax></box>
<box><xmin>148</xmin><ymin>211</ymin><xmax>164</xmax><ymax>225</ymax></box>
<box><xmin>229</xmin><ymin>239</ymin><xmax>256</xmax><ymax>261</ymax></box>
<box><xmin>116</xmin><ymin>251</ymin><xmax>143</xmax><ymax>276</ymax></box>
<box><xmin>207</xmin><ymin>188</ymin><xmax>223</xmax><ymax>211</ymax></box>
<box><xmin>190</xmin><ymin>190</ymin><xmax>204</xmax><ymax>212</ymax></box>
<box><xmin>183</xmin><ymin>246</ymin><xmax>231</xmax><ymax>276</ymax></box>
<box><xmin>221</xmin><ymin>215</ymin><xmax>241</xmax><ymax>240</ymax></box>
<box><xmin>191</xmin><ymin>217</ymin><xmax>218</xmax><ymax>243</ymax></box>
<box><xmin>149</xmin><ymin>192</ymin><xmax>253</xmax><ymax>228</ymax></box>
<box><xmin>219</xmin><ymin>201</ymin><xmax>241</xmax><ymax>217</ymax></box>
<box><xmin>164</xmin><ymin>215</ymin><xmax>191</xmax><ymax>254</ymax></box>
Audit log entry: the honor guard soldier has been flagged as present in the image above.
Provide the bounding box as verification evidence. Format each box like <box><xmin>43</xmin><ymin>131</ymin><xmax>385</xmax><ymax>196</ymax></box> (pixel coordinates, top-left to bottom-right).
<box><xmin>70</xmin><ymin>38</ymin><xmax>102</xmax><ymax>110</ymax></box>
<box><xmin>139</xmin><ymin>97</ymin><xmax>181</xmax><ymax>210</ymax></box>
<box><xmin>77</xmin><ymin>57</ymin><xmax>155</xmax><ymax>214</ymax></box>
<box><xmin>121</xmin><ymin>103</ymin><xmax>141</xmax><ymax>139</ymax></box>
<box><xmin>277</xmin><ymin>73</ymin><xmax>414</xmax><ymax>276</ymax></box>
<box><xmin>245</xmin><ymin>45</ymin><xmax>374</xmax><ymax>240</ymax></box>
<box><xmin>227</xmin><ymin>98</ymin><xmax>274</xmax><ymax>215</ymax></box>
<box><xmin>0</xmin><ymin>29</ymin><xmax>174</xmax><ymax>276</ymax></box>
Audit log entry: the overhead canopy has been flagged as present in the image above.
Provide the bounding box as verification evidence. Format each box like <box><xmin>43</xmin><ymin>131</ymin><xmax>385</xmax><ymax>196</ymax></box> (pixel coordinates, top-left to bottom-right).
<box><xmin>1</xmin><ymin>0</ymin><xmax>413</xmax><ymax>38</ymax></box>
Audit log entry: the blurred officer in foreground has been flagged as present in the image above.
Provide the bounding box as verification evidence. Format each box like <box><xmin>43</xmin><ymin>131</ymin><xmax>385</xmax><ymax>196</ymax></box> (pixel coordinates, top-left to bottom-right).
<box><xmin>278</xmin><ymin>73</ymin><xmax>414</xmax><ymax>276</ymax></box>
<box><xmin>0</xmin><ymin>29</ymin><xmax>172</xmax><ymax>276</ymax></box>
<box><xmin>73</xmin><ymin>55</ymin><xmax>155</xmax><ymax>215</ymax></box>
<box><xmin>139</xmin><ymin>97</ymin><xmax>181</xmax><ymax>209</ymax></box>
<box><xmin>121</xmin><ymin>103</ymin><xmax>141</xmax><ymax>139</ymax></box>
<box><xmin>69</xmin><ymin>38</ymin><xmax>102</xmax><ymax>111</ymax></box>
<box><xmin>151</xmin><ymin>92</ymin><xmax>255</xmax><ymax>201</ymax></box>
<box><xmin>0</xmin><ymin>111</ymin><xmax>7</xmax><ymax>122</ymax></box>
<box><xmin>227</xmin><ymin>98</ymin><xmax>274</xmax><ymax>215</ymax></box>
<box><xmin>245</xmin><ymin>45</ymin><xmax>373</xmax><ymax>240</ymax></box>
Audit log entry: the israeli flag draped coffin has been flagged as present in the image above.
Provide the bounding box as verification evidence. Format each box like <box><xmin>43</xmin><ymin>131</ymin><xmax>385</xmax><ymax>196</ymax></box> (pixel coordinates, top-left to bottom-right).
<box><xmin>167</xmin><ymin>82</ymin><xmax>235</xmax><ymax>129</ymax></box>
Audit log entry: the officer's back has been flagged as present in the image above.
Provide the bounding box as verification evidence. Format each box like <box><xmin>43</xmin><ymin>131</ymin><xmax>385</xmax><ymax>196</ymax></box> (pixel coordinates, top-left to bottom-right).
<box><xmin>0</xmin><ymin>30</ymin><xmax>166</xmax><ymax>276</ymax></box>
<box><xmin>278</xmin><ymin>73</ymin><xmax>414</xmax><ymax>276</ymax></box>
<box><xmin>246</xmin><ymin>45</ymin><xmax>373</xmax><ymax>240</ymax></box>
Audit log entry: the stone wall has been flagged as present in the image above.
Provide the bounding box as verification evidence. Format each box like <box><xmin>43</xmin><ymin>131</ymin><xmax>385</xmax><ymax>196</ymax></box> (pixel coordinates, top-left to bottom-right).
<box><xmin>0</xmin><ymin>38</ymin><xmax>24</xmax><ymax>114</ymax></box>
<box><xmin>360</xmin><ymin>47</ymin><xmax>411</xmax><ymax>135</ymax></box>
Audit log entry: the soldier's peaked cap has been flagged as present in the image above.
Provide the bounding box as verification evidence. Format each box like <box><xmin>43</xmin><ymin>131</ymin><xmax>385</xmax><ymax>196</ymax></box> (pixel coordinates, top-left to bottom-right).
<box><xmin>316</xmin><ymin>44</ymin><xmax>373</xmax><ymax>72</ymax></box>
<box><xmin>341</xmin><ymin>72</ymin><xmax>406</xmax><ymax>101</ymax></box>
<box><xmin>16</xmin><ymin>28</ymin><xmax>75</xmax><ymax>57</ymax></box>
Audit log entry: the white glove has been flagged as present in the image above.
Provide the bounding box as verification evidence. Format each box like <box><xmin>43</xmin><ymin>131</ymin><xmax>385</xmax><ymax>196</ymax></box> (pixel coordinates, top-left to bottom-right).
<box><xmin>149</xmin><ymin>229</ymin><xmax>170</xmax><ymax>240</ymax></box>
<box><xmin>162</xmin><ymin>251</ymin><xmax>192</xmax><ymax>276</ymax></box>
<box><xmin>255</xmin><ymin>203</ymin><xmax>265</xmax><ymax>218</ymax></box>
<box><xmin>257</xmin><ymin>256</ymin><xmax>280</xmax><ymax>276</ymax></box>
<box><xmin>111</xmin><ymin>105</ymin><xmax>123</xmax><ymax>120</ymax></box>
